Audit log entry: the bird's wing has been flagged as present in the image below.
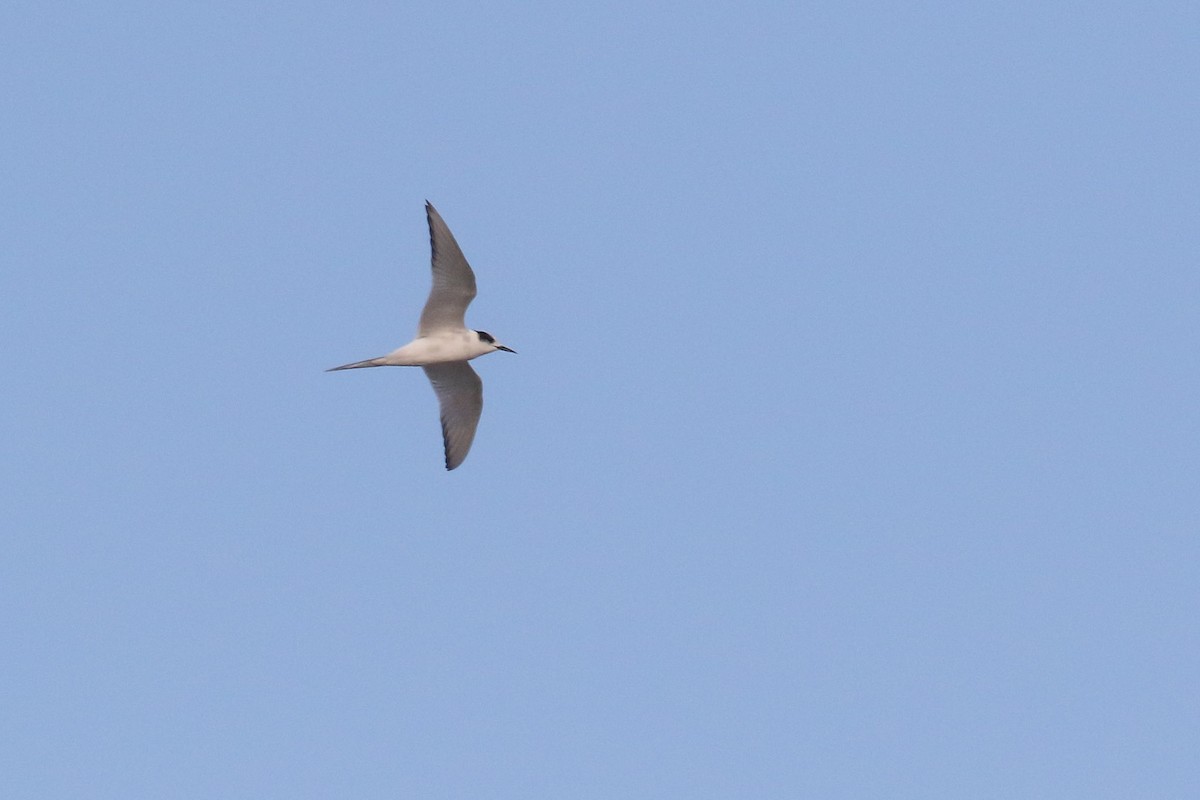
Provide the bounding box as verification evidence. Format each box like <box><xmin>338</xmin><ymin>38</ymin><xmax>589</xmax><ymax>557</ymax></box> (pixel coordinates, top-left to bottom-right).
<box><xmin>418</xmin><ymin>202</ymin><xmax>478</xmax><ymax>335</ymax></box>
<box><xmin>422</xmin><ymin>361</ymin><xmax>484</xmax><ymax>470</ymax></box>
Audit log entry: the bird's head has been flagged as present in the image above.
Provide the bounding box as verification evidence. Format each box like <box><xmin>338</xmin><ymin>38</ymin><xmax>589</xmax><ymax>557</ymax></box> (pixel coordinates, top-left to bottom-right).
<box><xmin>475</xmin><ymin>330</ymin><xmax>516</xmax><ymax>354</ymax></box>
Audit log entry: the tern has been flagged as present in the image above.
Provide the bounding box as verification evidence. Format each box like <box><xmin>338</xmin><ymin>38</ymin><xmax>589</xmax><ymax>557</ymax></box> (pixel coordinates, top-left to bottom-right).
<box><xmin>328</xmin><ymin>202</ymin><xmax>515</xmax><ymax>470</ymax></box>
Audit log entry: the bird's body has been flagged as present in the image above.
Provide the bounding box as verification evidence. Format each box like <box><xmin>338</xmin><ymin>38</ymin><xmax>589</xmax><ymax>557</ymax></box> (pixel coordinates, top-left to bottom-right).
<box><xmin>328</xmin><ymin>202</ymin><xmax>515</xmax><ymax>470</ymax></box>
<box><xmin>329</xmin><ymin>329</ymin><xmax>500</xmax><ymax>369</ymax></box>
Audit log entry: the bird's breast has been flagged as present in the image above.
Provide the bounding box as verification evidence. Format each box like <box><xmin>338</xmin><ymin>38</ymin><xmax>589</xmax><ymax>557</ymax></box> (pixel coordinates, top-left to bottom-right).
<box><xmin>387</xmin><ymin>332</ymin><xmax>488</xmax><ymax>365</ymax></box>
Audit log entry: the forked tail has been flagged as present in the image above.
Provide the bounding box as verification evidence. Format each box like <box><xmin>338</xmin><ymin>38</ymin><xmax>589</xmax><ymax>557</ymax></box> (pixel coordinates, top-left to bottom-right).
<box><xmin>326</xmin><ymin>356</ymin><xmax>388</xmax><ymax>372</ymax></box>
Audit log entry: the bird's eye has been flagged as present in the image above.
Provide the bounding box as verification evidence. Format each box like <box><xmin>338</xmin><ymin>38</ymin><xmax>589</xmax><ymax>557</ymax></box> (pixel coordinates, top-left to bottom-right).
<box><xmin>476</xmin><ymin>331</ymin><xmax>495</xmax><ymax>343</ymax></box>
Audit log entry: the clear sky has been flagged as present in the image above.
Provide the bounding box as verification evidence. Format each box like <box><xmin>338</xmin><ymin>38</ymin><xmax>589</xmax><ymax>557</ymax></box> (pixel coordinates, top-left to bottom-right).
<box><xmin>3</xmin><ymin>1</ymin><xmax>1197</xmax><ymax>797</ymax></box>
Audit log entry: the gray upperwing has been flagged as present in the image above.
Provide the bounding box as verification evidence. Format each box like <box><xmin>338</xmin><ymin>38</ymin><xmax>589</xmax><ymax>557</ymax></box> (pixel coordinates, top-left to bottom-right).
<box><xmin>418</xmin><ymin>202</ymin><xmax>478</xmax><ymax>335</ymax></box>
<box><xmin>422</xmin><ymin>361</ymin><xmax>483</xmax><ymax>470</ymax></box>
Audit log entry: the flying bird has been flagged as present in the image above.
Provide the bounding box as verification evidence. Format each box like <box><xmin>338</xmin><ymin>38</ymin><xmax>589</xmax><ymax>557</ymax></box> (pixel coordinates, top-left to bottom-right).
<box><xmin>328</xmin><ymin>202</ymin><xmax>515</xmax><ymax>470</ymax></box>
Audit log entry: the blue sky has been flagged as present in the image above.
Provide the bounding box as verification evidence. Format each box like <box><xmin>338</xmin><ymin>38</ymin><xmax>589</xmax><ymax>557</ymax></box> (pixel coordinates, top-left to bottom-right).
<box><xmin>2</xmin><ymin>1</ymin><xmax>1197</xmax><ymax>797</ymax></box>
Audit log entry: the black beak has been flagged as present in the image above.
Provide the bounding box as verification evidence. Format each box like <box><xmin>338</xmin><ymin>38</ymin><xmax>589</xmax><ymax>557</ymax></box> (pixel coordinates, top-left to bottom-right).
<box><xmin>497</xmin><ymin>345</ymin><xmax>517</xmax><ymax>354</ymax></box>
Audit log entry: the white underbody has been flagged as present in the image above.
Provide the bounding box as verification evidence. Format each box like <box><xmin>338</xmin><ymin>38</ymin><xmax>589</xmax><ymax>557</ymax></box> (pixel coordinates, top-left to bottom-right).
<box><xmin>382</xmin><ymin>329</ymin><xmax>496</xmax><ymax>366</ymax></box>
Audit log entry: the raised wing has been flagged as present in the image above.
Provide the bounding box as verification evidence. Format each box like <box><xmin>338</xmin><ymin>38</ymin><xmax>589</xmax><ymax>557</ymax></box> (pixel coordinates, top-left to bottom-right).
<box><xmin>422</xmin><ymin>361</ymin><xmax>484</xmax><ymax>470</ymax></box>
<box><xmin>418</xmin><ymin>202</ymin><xmax>477</xmax><ymax>335</ymax></box>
